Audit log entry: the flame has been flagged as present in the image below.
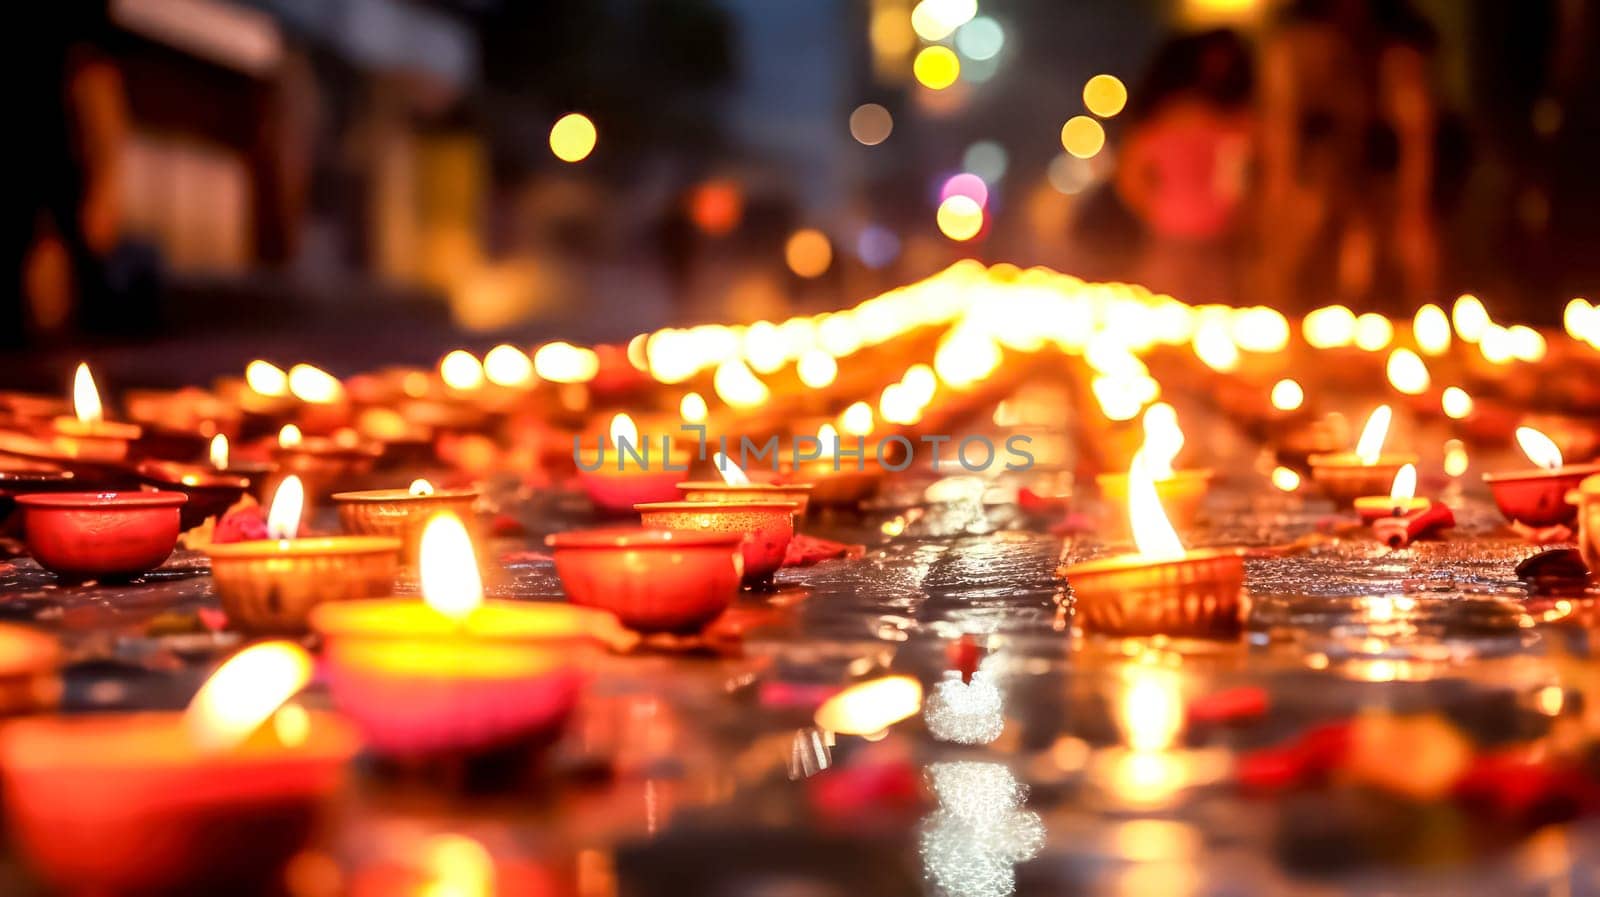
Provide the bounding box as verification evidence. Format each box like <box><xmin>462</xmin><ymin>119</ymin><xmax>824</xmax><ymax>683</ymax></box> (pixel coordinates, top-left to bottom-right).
<box><xmin>796</xmin><ymin>348</ymin><xmax>839</xmax><ymax>389</ymax></box>
<box><xmin>1139</xmin><ymin>403</ymin><xmax>1183</xmax><ymax>480</ymax></box>
<box><xmin>1117</xmin><ymin>665</ymin><xmax>1183</xmax><ymax>752</ymax></box>
<box><xmin>421</xmin><ymin>834</ymin><xmax>495</xmax><ymax>897</ymax></box>
<box><xmin>1441</xmin><ymin>387</ymin><xmax>1473</xmax><ymax>420</ymax></box>
<box><xmin>1270</xmin><ymin>378</ymin><xmax>1303</xmax><ymax>411</ymax></box>
<box><xmin>278</xmin><ymin>423</ymin><xmax>303</xmax><ymax>448</ymax></box>
<box><xmin>813</xmin><ymin>675</ymin><xmax>923</xmax><ymax>737</ymax></box>
<box><xmin>1354</xmin><ymin>405</ymin><xmax>1392</xmax><ymax>466</ymax></box>
<box><xmin>1389</xmin><ymin>463</ymin><xmax>1417</xmax><ymax>504</ymax></box>
<box><xmin>1385</xmin><ymin>348</ymin><xmax>1430</xmax><ymax>395</ymax></box>
<box><xmin>713</xmin><ymin>358</ymin><xmax>771</xmax><ymax>409</ymax></box>
<box><xmin>483</xmin><ymin>344</ymin><xmax>534</xmax><ymax>387</ymax></box>
<box><xmin>1516</xmin><ymin>426</ymin><xmax>1563</xmax><ymax>470</ymax></box>
<box><xmin>1444</xmin><ymin>439</ymin><xmax>1469</xmax><ymax>477</ymax></box>
<box><xmin>1303</xmin><ymin>304</ymin><xmax>1356</xmax><ymax>348</ymax></box>
<box><xmin>679</xmin><ymin>392</ymin><xmax>708</xmax><ymax>424</ymax></box>
<box><xmin>817</xmin><ymin>422</ymin><xmax>840</xmax><ymax>458</ymax></box>
<box><xmin>245</xmin><ymin>360</ymin><xmax>289</xmax><ymax>397</ymax></box>
<box><xmin>439</xmin><ymin>350</ymin><xmax>485</xmax><ymax>390</ymax></box>
<box><xmin>609</xmin><ymin>412</ymin><xmax>638</xmax><ymax>451</ymax></box>
<box><xmin>1128</xmin><ymin>452</ymin><xmax>1185</xmax><ymax>561</ymax></box>
<box><xmin>409</xmin><ymin>478</ymin><xmax>435</xmax><ymax>496</ymax></box>
<box><xmin>183</xmin><ymin>641</ymin><xmax>314</xmax><ymax>753</ymax></box>
<box><xmin>209</xmin><ymin>434</ymin><xmax>229</xmax><ymax>469</ymax></box>
<box><xmin>714</xmin><ymin>452</ymin><xmax>751</xmax><ymax>486</ymax></box>
<box><xmin>1452</xmin><ymin>294</ymin><xmax>1490</xmax><ymax>343</ymax></box>
<box><xmin>1271</xmin><ymin>466</ymin><xmax>1301</xmax><ymax>492</ymax></box>
<box><xmin>1354</xmin><ymin>313</ymin><xmax>1394</xmax><ymax>351</ymax></box>
<box><xmin>840</xmin><ymin>401</ymin><xmax>874</xmax><ymax>437</ymax></box>
<box><xmin>532</xmin><ymin>341</ymin><xmax>600</xmax><ymax>384</ymax></box>
<box><xmin>72</xmin><ymin>363</ymin><xmax>103</xmax><ymax>424</ymax></box>
<box><xmin>288</xmin><ymin>364</ymin><xmax>342</xmax><ymax>404</ymax></box>
<box><xmin>1413</xmin><ymin>304</ymin><xmax>1451</xmax><ymax>355</ymax></box>
<box><xmin>272</xmin><ymin>701</ymin><xmax>310</xmax><ymax>748</ymax></box>
<box><xmin>266</xmin><ymin>476</ymin><xmax>304</xmax><ymax>540</ymax></box>
<box><xmin>419</xmin><ymin>512</ymin><xmax>483</xmax><ymax>621</ymax></box>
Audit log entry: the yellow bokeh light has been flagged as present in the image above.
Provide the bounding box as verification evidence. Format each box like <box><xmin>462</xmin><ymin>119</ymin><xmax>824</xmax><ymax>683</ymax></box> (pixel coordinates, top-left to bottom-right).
<box><xmin>1271</xmin><ymin>466</ymin><xmax>1301</xmax><ymax>492</ymax></box>
<box><xmin>1303</xmin><ymin>304</ymin><xmax>1356</xmax><ymax>349</ymax></box>
<box><xmin>1412</xmin><ymin>304</ymin><xmax>1451</xmax><ymax>355</ymax></box>
<box><xmin>786</xmin><ymin>229</ymin><xmax>833</xmax><ymax>278</ymax></box>
<box><xmin>679</xmin><ymin>391</ymin><xmax>708</xmax><ymax>424</ymax></box>
<box><xmin>1443</xmin><ymin>438</ymin><xmax>1469</xmax><ymax>477</ymax></box>
<box><xmin>840</xmin><ymin>400</ymin><xmax>875</xmax><ymax>437</ymax></box>
<box><xmin>245</xmin><ymin>360</ymin><xmax>288</xmax><ymax>397</ymax></box>
<box><xmin>1060</xmin><ymin>115</ymin><xmax>1106</xmax><ymax>159</ymax></box>
<box><xmin>913</xmin><ymin>46</ymin><xmax>961</xmax><ymax>90</ymax></box>
<box><xmin>910</xmin><ymin>0</ymin><xmax>977</xmax><ymax>41</ymax></box>
<box><xmin>483</xmin><ymin>344</ymin><xmax>534</xmax><ymax>387</ymax></box>
<box><xmin>549</xmin><ymin>113</ymin><xmax>597</xmax><ymax>163</ymax></box>
<box><xmin>439</xmin><ymin>350</ymin><xmax>484</xmax><ymax>391</ymax></box>
<box><xmin>1270</xmin><ymin>378</ymin><xmax>1304</xmax><ymax>411</ymax></box>
<box><xmin>849</xmin><ymin>103</ymin><xmax>894</xmax><ymax>146</ymax></box>
<box><xmin>1452</xmin><ymin>294</ymin><xmax>1489</xmax><ymax>343</ymax></box>
<box><xmin>1385</xmin><ymin>348</ymin><xmax>1429</xmax><ymax>395</ymax></box>
<box><xmin>796</xmin><ymin>348</ymin><xmax>839</xmax><ymax>389</ymax></box>
<box><xmin>1083</xmin><ymin>74</ymin><xmax>1128</xmax><ymax>118</ymax></box>
<box><xmin>1440</xmin><ymin>386</ymin><xmax>1473</xmax><ymax>419</ymax></box>
<box><xmin>533</xmin><ymin>341</ymin><xmax>600</xmax><ymax>383</ymax></box>
<box><xmin>1353</xmin><ymin>313</ymin><xmax>1394</xmax><ymax>351</ymax></box>
<box><xmin>936</xmin><ymin>195</ymin><xmax>984</xmax><ymax>241</ymax></box>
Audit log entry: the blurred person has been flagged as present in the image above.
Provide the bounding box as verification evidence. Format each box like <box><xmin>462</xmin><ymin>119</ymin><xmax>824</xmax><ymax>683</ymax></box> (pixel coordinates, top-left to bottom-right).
<box><xmin>1258</xmin><ymin>0</ymin><xmax>1441</xmax><ymax>311</ymax></box>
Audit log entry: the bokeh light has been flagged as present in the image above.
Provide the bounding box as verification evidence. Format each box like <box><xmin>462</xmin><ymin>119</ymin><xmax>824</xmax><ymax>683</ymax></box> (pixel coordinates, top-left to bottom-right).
<box><xmin>913</xmin><ymin>46</ymin><xmax>961</xmax><ymax>90</ymax></box>
<box><xmin>962</xmin><ymin>140</ymin><xmax>1008</xmax><ymax>182</ymax></box>
<box><xmin>857</xmin><ymin>225</ymin><xmax>901</xmax><ymax>269</ymax></box>
<box><xmin>1060</xmin><ymin>115</ymin><xmax>1106</xmax><ymax>159</ymax></box>
<box><xmin>936</xmin><ymin>195</ymin><xmax>985</xmax><ymax>241</ymax></box>
<box><xmin>849</xmin><ymin>103</ymin><xmax>894</xmax><ymax>146</ymax></box>
<box><xmin>549</xmin><ymin>113</ymin><xmax>597</xmax><ymax>163</ymax></box>
<box><xmin>940</xmin><ymin>172</ymin><xmax>990</xmax><ymax>207</ymax></box>
<box><xmin>911</xmin><ymin>0</ymin><xmax>978</xmax><ymax>41</ymax></box>
<box><xmin>1047</xmin><ymin>153</ymin><xmax>1094</xmax><ymax>194</ymax></box>
<box><xmin>786</xmin><ymin>229</ymin><xmax>833</xmax><ymax>278</ymax></box>
<box><xmin>1270</xmin><ymin>378</ymin><xmax>1303</xmax><ymax>411</ymax></box>
<box><xmin>1083</xmin><ymin>74</ymin><xmax>1128</xmax><ymax>117</ymax></box>
<box><xmin>954</xmin><ymin>16</ymin><xmax>1005</xmax><ymax>60</ymax></box>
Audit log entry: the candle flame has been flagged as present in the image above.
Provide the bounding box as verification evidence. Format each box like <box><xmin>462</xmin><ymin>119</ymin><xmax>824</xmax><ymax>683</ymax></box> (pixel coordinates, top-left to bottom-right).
<box><xmin>1452</xmin><ymin>294</ymin><xmax>1490</xmax><ymax>343</ymax></box>
<box><xmin>1270</xmin><ymin>378</ymin><xmax>1304</xmax><ymax>412</ymax></box>
<box><xmin>680</xmin><ymin>391</ymin><xmax>708</xmax><ymax>424</ymax></box>
<box><xmin>288</xmin><ymin>364</ymin><xmax>343</xmax><ymax>404</ymax></box>
<box><xmin>440</xmin><ymin>350</ymin><xmax>485</xmax><ymax>391</ymax></box>
<box><xmin>266</xmin><ymin>475</ymin><xmax>304</xmax><ymax>541</ymax></box>
<box><xmin>482</xmin><ymin>344</ymin><xmax>533</xmax><ymax>387</ymax></box>
<box><xmin>1413</xmin><ymin>304</ymin><xmax>1451</xmax><ymax>355</ymax></box>
<box><xmin>714</xmin><ymin>452</ymin><xmax>751</xmax><ymax>486</ymax></box>
<box><xmin>1355</xmin><ymin>405</ymin><xmax>1392</xmax><ymax>466</ymax></box>
<box><xmin>840</xmin><ymin>400</ymin><xmax>874</xmax><ymax>437</ymax></box>
<box><xmin>1516</xmin><ymin>426</ymin><xmax>1563</xmax><ymax>470</ymax></box>
<box><xmin>420</xmin><ymin>512</ymin><xmax>483</xmax><ymax>621</ymax></box>
<box><xmin>1389</xmin><ymin>463</ymin><xmax>1417</xmax><ymax>504</ymax></box>
<box><xmin>209</xmin><ymin>433</ymin><xmax>229</xmax><ymax>469</ymax></box>
<box><xmin>713</xmin><ymin>358</ymin><xmax>771</xmax><ymax>409</ymax></box>
<box><xmin>1441</xmin><ymin>386</ymin><xmax>1473</xmax><ymax>420</ymax></box>
<box><xmin>245</xmin><ymin>360</ymin><xmax>289</xmax><ymax>397</ymax></box>
<box><xmin>278</xmin><ymin>423</ymin><xmax>303</xmax><ymax>449</ymax></box>
<box><xmin>532</xmin><ymin>341</ymin><xmax>600</xmax><ymax>384</ymax></box>
<box><xmin>609</xmin><ymin>412</ymin><xmax>638</xmax><ymax>451</ymax></box>
<box><xmin>1271</xmin><ymin>466</ymin><xmax>1301</xmax><ymax>492</ymax></box>
<box><xmin>409</xmin><ymin>478</ymin><xmax>435</xmax><ymax>496</ymax></box>
<box><xmin>1128</xmin><ymin>451</ymin><xmax>1185</xmax><ymax>561</ymax></box>
<box><xmin>183</xmin><ymin>641</ymin><xmax>314</xmax><ymax>753</ymax></box>
<box><xmin>1139</xmin><ymin>402</ymin><xmax>1183</xmax><ymax>480</ymax></box>
<box><xmin>72</xmin><ymin>363</ymin><xmax>103</xmax><ymax>425</ymax></box>
<box><xmin>813</xmin><ymin>675</ymin><xmax>923</xmax><ymax>737</ymax></box>
<box><xmin>1385</xmin><ymin>348</ymin><xmax>1430</xmax><ymax>395</ymax></box>
<box><xmin>1444</xmin><ymin>439</ymin><xmax>1469</xmax><ymax>477</ymax></box>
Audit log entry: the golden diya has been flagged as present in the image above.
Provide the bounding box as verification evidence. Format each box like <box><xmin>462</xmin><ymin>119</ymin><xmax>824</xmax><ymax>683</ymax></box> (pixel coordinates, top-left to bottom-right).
<box><xmin>547</xmin><ymin>526</ymin><xmax>745</xmax><ymax>633</ymax></box>
<box><xmin>271</xmin><ymin>422</ymin><xmax>381</xmax><ymax>500</ymax></box>
<box><xmin>1308</xmin><ymin>404</ymin><xmax>1417</xmax><ymax>507</ymax></box>
<box><xmin>635</xmin><ymin>498</ymin><xmax>800</xmax><ymax>587</ymax></box>
<box><xmin>333</xmin><ymin>477</ymin><xmax>480</xmax><ymax>567</ymax></box>
<box><xmin>311</xmin><ymin>513</ymin><xmax>634</xmax><ymax>757</ymax></box>
<box><xmin>47</xmin><ymin>363</ymin><xmax>142</xmax><ymax>463</ymax></box>
<box><xmin>205</xmin><ymin>476</ymin><xmax>401</xmax><ymax>634</ymax></box>
<box><xmin>1060</xmin><ymin>452</ymin><xmax>1245</xmax><ymax>638</ymax></box>
<box><xmin>575</xmin><ymin>412</ymin><xmax>690</xmax><ymax>515</ymax></box>
<box><xmin>1096</xmin><ymin>403</ymin><xmax>1211</xmax><ymax>530</ymax></box>
<box><xmin>678</xmin><ymin>451</ymin><xmax>813</xmax><ymax>514</ymax></box>
<box><xmin>1485</xmin><ymin>426</ymin><xmax>1600</xmax><ymax>529</ymax></box>
<box><xmin>1354</xmin><ymin>462</ymin><xmax>1430</xmax><ymax>524</ymax></box>
<box><xmin>0</xmin><ymin>642</ymin><xmax>357</xmax><ymax>896</ymax></box>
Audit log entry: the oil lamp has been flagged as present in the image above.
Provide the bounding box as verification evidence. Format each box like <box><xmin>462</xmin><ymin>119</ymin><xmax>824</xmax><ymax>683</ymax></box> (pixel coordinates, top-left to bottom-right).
<box><xmin>311</xmin><ymin>513</ymin><xmax>635</xmax><ymax>757</ymax></box>
<box><xmin>271</xmin><ymin>422</ymin><xmax>381</xmax><ymax>500</ymax></box>
<box><xmin>206</xmin><ymin>476</ymin><xmax>401</xmax><ymax>634</ymax></box>
<box><xmin>575</xmin><ymin>412</ymin><xmax>689</xmax><ymax>515</ymax></box>
<box><xmin>635</xmin><ymin>499</ymin><xmax>800</xmax><ymax>587</ymax></box>
<box><xmin>1484</xmin><ymin>426</ymin><xmax>1600</xmax><ymax>529</ymax></box>
<box><xmin>333</xmin><ymin>477</ymin><xmax>480</xmax><ymax>568</ymax></box>
<box><xmin>1353</xmin><ymin>462</ymin><xmax>1430</xmax><ymax>523</ymax></box>
<box><xmin>207</xmin><ymin>433</ymin><xmax>276</xmax><ymax>499</ymax></box>
<box><xmin>48</xmin><ymin>363</ymin><xmax>141</xmax><ymax>462</ymax></box>
<box><xmin>546</xmin><ymin>526</ymin><xmax>745</xmax><ymax>633</ymax></box>
<box><xmin>1060</xmin><ymin>452</ymin><xmax>1245</xmax><ymax>637</ymax></box>
<box><xmin>1308</xmin><ymin>404</ymin><xmax>1417</xmax><ymax>507</ymax></box>
<box><xmin>17</xmin><ymin>490</ymin><xmax>187</xmax><ymax>581</ymax></box>
<box><xmin>678</xmin><ymin>452</ymin><xmax>814</xmax><ymax>513</ymax></box>
<box><xmin>135</xmin><ymin>459</ymin><xmax>251</xmax><ymax>532</ymax></box>
<box><xmin>0</xmin><ymin>642</ymin><xmax>356</xmax><ymax>897</ymax></box>
<box><xmin>1095</xmin><ymin>403</ymin><xmax>1211</xmax><ymax>529</ymax></box>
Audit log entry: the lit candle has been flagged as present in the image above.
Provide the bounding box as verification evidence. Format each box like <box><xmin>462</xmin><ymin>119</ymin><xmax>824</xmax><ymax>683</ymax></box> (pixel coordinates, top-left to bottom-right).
<box><xmin>1484</xmin><ymin>426</ymin><xmax>1600</xmax><ymax>529</ymax></box>
<box><xmin>332</xmin><ymin>477</ymin><xmax>481</xmax><ymax>567</ymax></box>
<box><xmin>1308</xmin><ymin>404</ymin><xmax>1418</xmax><ymax>507</ymax></box>
<box><xmin>574</xmin><ymin>412</ymin><xmax>689</xmax><ymax>515</ymax></box>
<box><xmin>1095</xmin><ymin>403</ymin><xmax>1212</xmax><ymax>529</ymax></box>
<box><xmin>311</xmin><ymin>513</ymin><xmax>634</xmax><ymax>757</ymax></box>
<box><xmin>205</xmin><ymin>476</ymin><xmax>401</xmax><ymax>633</ymax></box>
<box><xmin>776</xmin><ymin>422</ymin><xmax>883</xmax><ymax>507</ymax></box>
<box><xmin>48</xmin><ymin>363</ymin><xmax>141</xmax><ymax>461</ymax></box>
<box><xmin>0</xmin><ymin>642</ymin><xmax>356</xmax><ymax>896</ymax></box>
<box><xmin>676</xmin><ymin>451</ymin><xmax>814</xmax><ymax>514</ymax></box>
<box><xmin>1353</xmin><ymin>462</ymin><xmax>1431</xmax><ymax>523</ymax></box>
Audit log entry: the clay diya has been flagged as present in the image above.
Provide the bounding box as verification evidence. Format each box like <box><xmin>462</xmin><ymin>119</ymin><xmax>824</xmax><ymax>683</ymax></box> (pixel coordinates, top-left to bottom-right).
<box><xmin>575</xmin><ymin>412</ymin><xmax>690</xmax><ymax>515</ymax></box>
<box><xmin>0</xmin><ymin>642</ymin><xmax>356</xmax><ymax>897</ymax></box>
<box><xmin>546</xmin><ymin>526</ymin><xmax>744</xmax><ymax>633</ymax></box>
<box><xmin>206</xmin><ymin>433</ymin><xmax>277</xmax><ymax>501</ymax></box>
<box><xmin>311</xmin><ymin>513</ymin><xmax>634</xmax><ymax>757</ymax></box>
<box><xmin>1354</xmin><ymin>462</ymin><xmax>1430</xmax><ymax>524</ymax></box>
<box><xmin>1569</xmin><ymin>474</ymin><xmax>1600</xmax><ymax>574</ymax></box>
<box><xmin>678</xmin><ymin>452</ymin><xmax>814</xmax><ymax>514</ymax></box>
<box><xmin>635</xmin><ymin>500</ymin><xmax>799</xmax><ymax>586</ymax></box>
<box><xmin>205</xmin><ymin>476</ymin><xmax>400</xmax><ymax>634</ymax></box>
<box><xmin>333</xmin><ymin>478</ymin><xmax>480</xmax><ymax>567</ymax></box>
<box><xmin>136</xmin><ymin>460</ymin><xmax>251</xmax><ymax>532</ymax></box>
<box><xmin>1309</xmin><ymin>404</ymin><xmax>1417</xmax><ymax>507</ymax></box>
<box><xmin>271</xmin><ymin>424</ymin><xmax>382</xmax><ymax>499</ymax></box>
<box><xmin>1484</xmin><ymin>426</ymin><xmax>1600</xmax><ymax>529</ymax></box>
<box><xmin>17</xmin><ymin>491</ymin><xmax>187</xmax><ymax>581</ymax></box>
<box><xmin>46</xmin><ymin>363</ymin><xmax>142</xmax><ymax>463</ymax></box>
<box><xmin>1061</xmin><ymin>456</ymin><xmax>1244</xmax><ymax>638</ymax></box>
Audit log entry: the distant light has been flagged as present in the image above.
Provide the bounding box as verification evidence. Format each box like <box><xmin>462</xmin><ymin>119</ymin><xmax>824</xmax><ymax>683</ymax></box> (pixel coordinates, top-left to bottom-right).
<box><xmin>1270</xmin><ymin>378</ymin><xmax>1303</xmax><ymax>411</ymax></box>
<box><xmin>1353</xmin><ymin>313</ymin><xmax>1393</xmax><ymax>351</ymax></box>
<box><xmin>960</xmin><ymin>54</ymin><xmax>1001</xmax><ymax>84</ymax></box>
<box><xmin>1452</xmin><ymin>294</ymin><xmax>1489</xmax><ymax>343</ymax></box>
<box><xmin>962</xmin><ymin>140</ymin><xmax>1008</xmax><ymax>182</ymax></box>
<box><xmin>1507</xmin><ymin>325</ymin><xmax>1547</xmax><ymax>362</ymax></box>
<box><xmin>856</xmin><ymin>226</ymin><xmax>900</xmax><ymax>269</ymax></box>
<box><xmin>911</xmin><ymin>0</ymin><xmax>977</xmax><ymax>42</ymax></box>
<box><xmin>785</xmin><ymin>229</ymin><xmax>833</xmax><ymax>278</ymax></box>
<box><xmin>549</xmin><ymin>113</ymin><xmax>597</xmax><ymax>163</ymax></box>
<box><xmin>1443</xmin><ymin>438</ymin><xmax>1469</xmax><ymax>477</ymax></box>
<box><xmin>1083</xmin><ymin>74</ymin><xmax>1128</xmax><ymax>118</ymax></box>
<box><xmin>1271</xmin><ymin>466</ymin><xmax>1301</xmax><ymax>492</ymax></box>
<box><xmin>1303</xmin><ymin>304</ymin><xmax>1356</xmax><ymax>348</ymax></box>
<box><xmin>1060</xmin><ymin>115</ymin><xmax>1105</xmax><ymax>159</ymax></box>
<box><xmin>1385</xmin><ymin>348</ymin><xmax>1430</xmax><ymax>395</ymax></box>
<box><xmin>483</xmin><ymin>344</ymin><xmax>533</xmax><ymax>387</ymax></box>
<box><xmin>1441</xmin><ymin>386</ymin><xmax>1473</xmax><ymax>419</ymax></box>
<box><xmin>870</xmin><ymin>7</ymin><xmax>916</xmax><ymax>57</ymax></box>
<box><xmin>796</xmin><ymin>349</ymin><xmax>839</xmax><ymax>389</ymax></box>
<box><xmin>1412</xmin><ymin>304</ymin><xmax>1451</xmax><ymax>355</ymax></box>
<box><xmin>680</xmin><ymin>392</ymin><xmax>708</xmax><ymax>424</ymax></box>
<box><xmin>940</xmin><ymin>172</ymin><xmax>989</xmax><ymax>208</ymax></box>
<box><xmin>440</xmin><ymin>350</ymin><xmax>485</xmax><ymax>391</ymax></box>
<box><xmin>849</xmin><ymin>103</ymin><xmax>894</xmax><ymax>146</ymax></box>
<box><xmin>954</xmin><ymin>16</ymin><xmax>1004</xmax><ymax>61</ymax></box>
<box><xmin>1047</xmin><ymin>153</ymin><xmax>1094</xmax><ymax>194</ymax></box>
<box><xmin>688</xmin><ymin>179</ymin><xmax>743</xmax><ymax>235</ymax></box>
<box><xmin>936</xmin><ymin>195</ymin><xmax>984</xmax><ymax>241</ymax></box>
<box><xmin>913</xmin><ymin>46</ymin><xmax>961</xmax><ymax>90</ymax></box>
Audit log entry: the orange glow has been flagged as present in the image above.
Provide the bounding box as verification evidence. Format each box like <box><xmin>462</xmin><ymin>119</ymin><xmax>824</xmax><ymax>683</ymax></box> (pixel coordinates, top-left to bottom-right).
<box><xmin>1302</xmin><ymin>305</ymin><xmax>1356</xmax><ymax>348</ymax></box>
<box><xmin>1083</xmin><ymin>74</ymin><xmax>1128</xmax><ymax>117</ymax></box>
<box><xmin>1231</xmin><ymin>307</ymin><xmax>1290</xmax><ymax>353</ymax></box>
<box><xmin>532</xmin><ymin>341</ymin><xmax>600</xmax><ymax>384</ymax></box>
<box><xmin>913</xmin><ymin>46</ymin><xmax>961</xmax><ymax>90</ymax></box>
<box><xmin>209</xmin><ymin>434</ymin><xmax>229</xmax><ymax>470</ymax></box>
<box><xmin>1128</xmin><ymin>452</ymin><xmax>1185</xmax><ymax>561</ymax></box>
<box><xmin>713</xmin><ymin>359</ymin><xmax>770</xmax><ymax>409</ymax></box>
<box><xmin>1192</xmin><ymin>319</ymin><xmax>1240</xmax><ymax>371</ymax></box>
<box><xmin>1060</xmin><ymin>115</ymin><xmax>1106</xmax><ymax>159</ymax></box>
<box><xmin>1355</xmin><ymin>405</ymin><xmax>1392</xmax><ymax>466</ymax></box>
<box><xmin>1441</xmin><ymin>386</ymin><xmax>1473</xmax><ymax>419</ymax></box>
<box><xmin>1516</xmin><ymin>426</ymin><xmax>1563</xmax><ymax>470</ymax></box>
<box><xmin>1271</xmin><ymin>466</ymin><xmax>1301</xmax><ymax>492</ymax></box>
<box><xmin>483</xmin><ymin>344</ymin><xmax>534</xmax><ymax>387</ymax></box>
<box><xmin>549</xmin><ymin>113</ymin><xmax>597</xmax><ymax>163</ymax></box>
<box><xmin>1385</xmin><ymin>348</ymin><xmax>1429</xmax><ymax>395</ymax></box>
<box><xmin>1270</xmin><ymin>378</ymin><xmax>1303</xmax><ymax>411</ymax></box>
<box><xmin>1413</xmin><ymin>304</ymin><xmax>1451</xmax><ymax>355</ymax></box>
<box><xmin>439</xmin><ymin>350</ymin><xmax>484</xmax><ymax>391</ymax></box>
<box><xmin>72</xmin><ymin>363</ymin><xmax>103</xmax><ymax>424</ymax></box>
<box><xmin>288</xmin><ymin>364</ymin><xmax>342</xmax><ymax>404</ymax></box>
<box><xmin>680</xmin><ymin>392</ymin><xmax>708</xmax><ymax>424</ymax></box>
<box><xmin>849</xmin><ymin>103</ymin><xmax>894</xmax><ymax>146</ymax></box>
<box><xmin>1565</xmin><ymin>298</ymin><xmax>1594</xmax><ymax>345</ymax></box>
<box><xmin>1452</xmin><ymin>294</ymin><xmax>1489</xmax><ymax>343</ymax></box>
<box><xmin>785</xmin><ymin>229</ymin><xmax>833</xmax><ymax>278</ymax></box>
<box><xmin>609</xmin><ymin>412</ymin><xmax>638</xmax><ymax>450</ymax></box>
<box><xmin>183</xmin><ymin>641</ymin><xmax>314</xmax><ymax>753</ymax></box>
<box><xmin>796</xmin><ymin>348</ymin><xmax>839</xmax><ymax>388</ymax></box>
<box><xmin>278</xmin><ymin>423</ymin><xmax>303</xmax><ymax>449</ymax></box>
<box><xmin>266</xmin><ymin>475</ymin><xmax>305</xmax><ymax>541</ymax></box>
<box><xmin>840</xmin><ymin>400</ymin><xmax>874</xmax><ymax>437</ymax></box>
<box><xmin>409</xmin><ymin>478</ymin><xmax>435</xmax><ymax>497</ymax></box>
<box><xmin>688</xmin><ymin>179</ymin><xmax>744</xmax><ymax>236</ymax></box>
<box><xmin>936</xmin><ymin>195</ymin><xmax>984</xmax><ymax>241</ymax></box>
<box><xmin>814</xmin><ymin>675</ymin><xmax>923</xmax><ymax>737</ymax></box>
<box><xmin>1353</xmin><ymin>313</ymin><xmax>1393</xmax><ymax>351</ymax></box>
<box><xmin>420</xmin><ymin>512</ymin><xmax>484</xmax><ymax>621</ymax></box>
<box><xmin>1116</xmin><ymin>665</ymin><xmax>1184</xmax><ymax>752</ymax></box>
<box><xmin>1389</xmin><ymin>463</ymin><xmax>1417</xmax><ymax>504</ymax></box>
<box><xmin>245</xmin><ymin>360</ymin><xmax>289</xmax><ymax>397</ymax></box>
<box><xmin>714</xmin><ymin>451</ymin><xmax>751</xmax><ymax>486</ymax></box>
<box><xmin>1443</xmin><ymin>439</ymin><xmax>1469</xmax><ymax>477</ymax></box>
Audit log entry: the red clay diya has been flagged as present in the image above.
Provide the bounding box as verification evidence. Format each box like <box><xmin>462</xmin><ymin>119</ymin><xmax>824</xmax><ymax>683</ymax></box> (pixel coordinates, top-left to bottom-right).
<box><xmin>310</xmin><ymin>514</ymin><xmax>635</xmax><ymax>757</ymax></box>
<box><xmin>1484</xmin><ymin>426</ymin><xmax>1600</xmax><ymax>529</ymax></box>
<box><xmin>332</xmin><ymin>479</ymin><xmax>480</xmax><ymax>567</ymax></box>
<box><xmin>635</xmin><ymin>500</ymin><xmax>799</xmax><ymax>586</ymax></box>
<box><xmin>547</xmin><ymin>526</ymin><xmax>745</xmax><ymax>633</ymax></box>
<box><xmin>136</xmin><ymin>460</ymin><xmax>251</xmax><ymax>531</ymax></box>
<box><xmin>575</xmin><ymin>413</ymin><xmax>690</xmax><ymax>515</ymax></box>
<box><xmin>16</xmin><ymin>491</ymin><xmax>187</xmax><ymax>581</ymax></box>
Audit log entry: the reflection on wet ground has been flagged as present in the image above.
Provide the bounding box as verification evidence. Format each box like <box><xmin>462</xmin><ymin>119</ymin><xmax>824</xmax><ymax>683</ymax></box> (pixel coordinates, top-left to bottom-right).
<box><xmin>2</xmin><ymin>453</ymin><xmax>1600</xmax><ymax>896</ymax></box>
